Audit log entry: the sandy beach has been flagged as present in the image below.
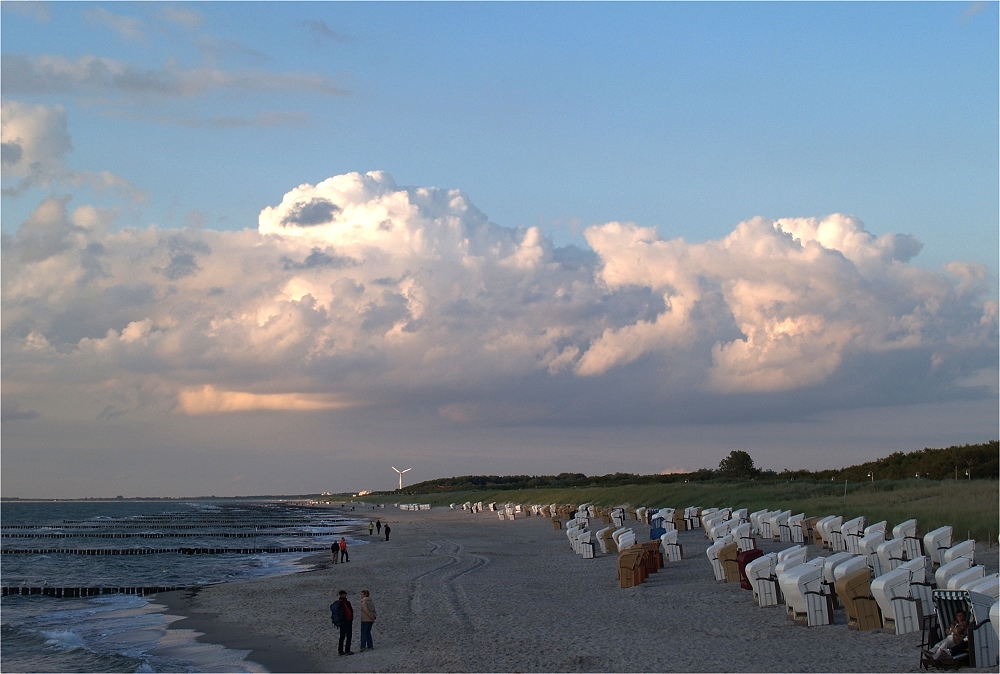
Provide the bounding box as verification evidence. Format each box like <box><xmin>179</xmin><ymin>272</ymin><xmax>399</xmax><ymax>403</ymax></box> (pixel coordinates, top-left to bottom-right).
<box><xmin>151</xmin><ymin>506</ymin><xmax>999</xmax><ymax>673</ymax></box>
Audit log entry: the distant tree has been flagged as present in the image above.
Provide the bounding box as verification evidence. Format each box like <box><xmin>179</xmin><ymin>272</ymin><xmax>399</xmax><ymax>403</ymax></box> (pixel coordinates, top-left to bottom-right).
<box><xmin>719</xmin><ymin>450</ymin><xmax>758</xmax><ymax>479</ymax></box>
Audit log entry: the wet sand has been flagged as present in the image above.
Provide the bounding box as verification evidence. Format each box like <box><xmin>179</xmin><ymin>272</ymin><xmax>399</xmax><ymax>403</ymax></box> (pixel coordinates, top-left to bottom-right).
<box><xmin>150</xmin><ymin>506</ymin><xmax>999</xmax><ymax>673</ymax></box>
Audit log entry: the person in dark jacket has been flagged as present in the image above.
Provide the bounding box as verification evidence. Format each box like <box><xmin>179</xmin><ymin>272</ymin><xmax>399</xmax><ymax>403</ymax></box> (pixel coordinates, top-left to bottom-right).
<box><xmin>332</xmin><ymin>590</ymin><xmax>354</xmax><ymax>655</ymax></box>
<box><xmin>376</xmin><ymin>519</ymin><xmax>382</xmax><ymax>534</ymax></box>
<box><xmin>384</xmin><ymin>524</ymin><xmax>391</xmax><ymax>541</ymax></box>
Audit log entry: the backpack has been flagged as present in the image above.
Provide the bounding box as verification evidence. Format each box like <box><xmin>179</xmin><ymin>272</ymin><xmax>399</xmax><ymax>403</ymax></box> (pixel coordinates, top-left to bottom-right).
<box><xmin>330</xmin><ymin>601</ymin><xmax>343</xmax><ymax>627</ymax></box>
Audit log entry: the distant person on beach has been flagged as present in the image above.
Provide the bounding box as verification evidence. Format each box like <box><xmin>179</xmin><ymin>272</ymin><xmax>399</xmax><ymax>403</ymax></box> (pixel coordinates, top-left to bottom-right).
<box><xmin>376</xmin><ymin>520</ymin><xmax>382</xmax><ymax>534</ymax></box>
<box><xmin>359</xmin><ymin>589</ymin><xmax>376</xmax><ymax>651</ymax></box>
<box><xmin>339</xmin><ymin>537</ymin><xmax>349</xmax><ymax>562</ymax></box>
<box><xmin>331</xmin><ymin>590</ymin><xmax>354</xmax><ymax>656</ymax></box>
<box><xmin>931</xmin><ymin>610</ymin><xmax>968</xmax><ymax>660</ymax></box>
<box><xmin>331</xmin><ymin>541</ymin><xmax>339</xmax><ymax>564</ymax></box>
<box><xmin>384</xmin><ymin>524</ymin><xmax>391</xmax><ymax>541</ymax></box>
<box><xmin>368</xmin><ymin>521</ymin><xmax>374</xmax><ymax>535</ymax></box>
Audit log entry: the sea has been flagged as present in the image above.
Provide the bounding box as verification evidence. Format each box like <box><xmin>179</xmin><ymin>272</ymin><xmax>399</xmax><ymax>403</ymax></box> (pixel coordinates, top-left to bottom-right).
<box><xmin>1</xmin><ymin>499</ymin><xmax>367</xmax><ymax>672</ymax></box>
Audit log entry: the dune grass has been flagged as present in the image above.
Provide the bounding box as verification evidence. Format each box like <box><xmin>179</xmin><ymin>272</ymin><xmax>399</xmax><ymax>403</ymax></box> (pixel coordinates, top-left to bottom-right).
<box><xmin>354</xmin><ymin>478</ymin><xmax>999</xmax><ymax>543</ymax></box>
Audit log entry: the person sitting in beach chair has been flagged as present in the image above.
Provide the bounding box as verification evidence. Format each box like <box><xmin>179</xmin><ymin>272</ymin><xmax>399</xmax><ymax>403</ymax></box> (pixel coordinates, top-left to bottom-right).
<box><xmin>929</xmin><ymin>610</ymin><xmax>969</xmax><ymax>661</ymax></box>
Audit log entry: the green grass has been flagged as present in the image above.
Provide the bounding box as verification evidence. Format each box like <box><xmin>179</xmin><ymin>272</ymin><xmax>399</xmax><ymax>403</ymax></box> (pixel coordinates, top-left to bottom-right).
<box><xmin>344</xmin><ymin>478</ymin><xmax>1000</xmax><ymax>542</ymax></box>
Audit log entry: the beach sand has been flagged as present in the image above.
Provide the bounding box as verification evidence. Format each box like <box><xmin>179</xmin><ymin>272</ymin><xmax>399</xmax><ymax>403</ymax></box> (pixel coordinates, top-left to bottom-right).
<box><xmin>152</xmin><ymin>506</ymin><xmax>1000</xmax><ymax>673</ymax></box>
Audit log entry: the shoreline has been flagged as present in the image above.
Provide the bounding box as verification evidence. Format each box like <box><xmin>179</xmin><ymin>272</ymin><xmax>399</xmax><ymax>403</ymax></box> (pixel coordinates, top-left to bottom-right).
<box><xmin>147</xmin><ymin>506</ymin><xmax>999</xmax><ymax>673</ymax></box>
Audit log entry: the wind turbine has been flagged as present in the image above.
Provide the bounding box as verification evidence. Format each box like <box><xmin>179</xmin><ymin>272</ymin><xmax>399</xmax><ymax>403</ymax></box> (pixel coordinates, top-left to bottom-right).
<box><xmin>392</xmin><ymin>466</ymin><xmax>412</xmax><ymax>490</ymax></box>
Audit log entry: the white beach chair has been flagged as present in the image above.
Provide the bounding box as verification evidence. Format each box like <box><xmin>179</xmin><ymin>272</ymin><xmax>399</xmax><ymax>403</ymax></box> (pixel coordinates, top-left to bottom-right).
<box><xmin>876</xmin><ymin>537</ymin><xmax>906</xmax><ymax>572</ymax></box>
<box><xmin>965</xmin><ymin>574</ymin><xmax>999</xmax><ymax>600</ymax></box>
<box><xmin>732</xmin><ymin>523</ymin><xmax>755</xmax><ymax>552</ymax></box>
<box><xmin>789</xmin><ymin>514</ymin><xmax>806</xmax><ymax>544</ymax></box>
<box><xmin>758</xmin><ymin>511</ymin><xmax>778</xmax><ymax>540</ymax></box>
<box><xmin>864</xmin><ymin>520</ymin><xmax>887</xmax><ymax>537</ymax></box>
<box><xmin>891</xmin><ymin>519</ymin><xmax>920</xmax><ymax>560</ymax></box>
<box><xmin>841</xmin><ymin>516</ymin><xmax>866</xmax><ymax>554</ymax></box>
<box><xmin>826</xmin><ymin>516</ymin><xmax>845</xmax><ymax>551</ymax></box>
<box><xmin>780</xmin><ymin>559</ymin><xmax>831</xmax><ymax>626</ymax></box>
<box><xmin>747</xmin><ymin>553</ymin><xmax>781</xmax><ymax>607</ymax></box>
<box><xmin>618</xmin><ymin>531</ymin><xmax>636</xmax><ymax>550</ymax></box>
<box><xmin>859</xmin><ymin>531</ymin><xmax>886</xmax><ymax>576</ymax></box>
<box><xmin>942</xmin><ymin>539</ymin><xmax>976</xmax><ymax>565</ymax></box>
<box><xmin>774</xmin><ymin>546</ymin><xmax>808</xmax><ymax>578</ymax></box>
<box><xmin>774</xmin><ymin>511</ymin><xmax>792</xmax><ymax>542</ymax></box>
<box><xmin>922</xmin><ymin>526</ymin><xmax>953</xmax><ymax>568</ymax></box>
<box><xmin>822</xmin><ymin>552</ymin><xmax>856</xmax><ymax>604</ymax></box>
<box><xmin>611</xmin><ymin>527</ymin><xmax>631</xmax><ymax>548</ymax></box>
<box><xmin>812</xmin><ymin>515</ymin><xmax>835</xmax><ymax>548</ymax></box>
<box><xmin>835</xmin><ymin>555</ymin><xmax>871</xmax><ymax>583</ymax></box>
<box><xmin>578</xmin><ymin>530</ymin><xmax>594</xmax><ymax>558</ymax></box>
<box><xmin>709</xmin><ymin>519</ymin><xmax>732</xmax><ymax>542</ymax></box>
<box><xmin>749</xmin><ymin>509</ymin><xmax>768</xmax><ymax>536</ymax></box>
<box><xmin>948</xmin><ymin>565</ymin><xmax>986</xmax><ymax>590</ymax></box>
<box><xmin>660</xmin><ymin>530</ymin><xmax>682</xmax><ymax>562</ymax></box>
<box><xmin>707</xmin><ymin>539</ymin><xmax>730</xmax><ymax>581</ymax></box>
<box><xmin>899</xmin><ymin>556</ymin><xmax>934</xmax><ymax>619</ymax></box>
<box><xmin>870</xmin><ymin>566</ymin><xmax>919</xmax><ymax>634</ymax></box>
<box><xmin>991</xmin><ymin>600</ymin><xmax>999</xmax><ymax>637</ymax></box>
<box><xmin>595</xmin><ymin>527</ymin><xmax>611</xmax><ymax>554</ymax></box>
<box><xmin>935</xmin><ymin>556</ymin><xmax>973</xmax><ymax>589</ymax></box>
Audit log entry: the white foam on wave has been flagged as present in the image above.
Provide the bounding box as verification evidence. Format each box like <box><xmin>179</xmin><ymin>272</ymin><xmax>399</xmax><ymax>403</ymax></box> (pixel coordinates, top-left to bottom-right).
<box><xmin>41</xmin><ymin>629</ymin><xmax>86</xmax><ymax>650</ymax></box>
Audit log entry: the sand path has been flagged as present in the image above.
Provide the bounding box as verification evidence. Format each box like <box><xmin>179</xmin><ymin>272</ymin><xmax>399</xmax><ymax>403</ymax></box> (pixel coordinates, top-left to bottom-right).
<box><xmin>154</xmin><ymin>506</ymin><xmax>999</xmax><ymax>672</ymax></box>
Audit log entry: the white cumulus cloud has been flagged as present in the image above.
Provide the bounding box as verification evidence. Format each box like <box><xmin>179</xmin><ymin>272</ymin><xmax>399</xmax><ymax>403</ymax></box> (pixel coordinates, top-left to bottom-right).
<box><xmin>2</xmin><ymin>172</ymin><xmax>995</xmax><ymax>424</ymax></box>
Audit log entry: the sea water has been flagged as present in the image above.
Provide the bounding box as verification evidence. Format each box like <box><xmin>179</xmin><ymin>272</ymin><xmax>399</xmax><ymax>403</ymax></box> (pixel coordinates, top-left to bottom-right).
<box><xmin>1</xmin><ymin>499</ymin><xmax>366</xmax><ymax>672</ymax></box>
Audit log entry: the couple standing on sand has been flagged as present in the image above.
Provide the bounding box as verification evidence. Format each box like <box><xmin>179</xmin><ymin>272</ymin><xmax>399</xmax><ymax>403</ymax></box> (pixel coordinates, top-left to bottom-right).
<box><xmin>331</xmin><ymin>589</ymin><xmax>377</xmax><ymax>656</ymax></box>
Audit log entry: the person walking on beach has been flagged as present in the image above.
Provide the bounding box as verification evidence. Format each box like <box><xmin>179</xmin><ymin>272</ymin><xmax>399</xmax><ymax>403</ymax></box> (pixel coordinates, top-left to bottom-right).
<box><xmin>339</xmin><ymin>537</ymin><xmax>349</xmax><ymax>562</ymax></box>
<box><xmin>376</xmin><ymin>519</ymin><xmax>382</xmax><ymax>535</ymax></box>
<box><xmin>384</xmin><ymin>524</ymin><xmax>391</xmax><ymax>541</ymax></box>
<box><xmin>331</xmin><ymin>541</ymin><xmax>339</xmax><ymax>564</ymax></box>
<box><xmin>331</xmin><ymin>590</ymin><xmax>354</xmax><ymax>655</ymax></box>
<box><xmin>368</xmin><ymin>521</ymin><xmax>374</xmax><ymax>536</ymax></box>
<box><xmin>359</xmin><ymin>589</ymin><xmax>376</xmax><ymax>651</ymax></box>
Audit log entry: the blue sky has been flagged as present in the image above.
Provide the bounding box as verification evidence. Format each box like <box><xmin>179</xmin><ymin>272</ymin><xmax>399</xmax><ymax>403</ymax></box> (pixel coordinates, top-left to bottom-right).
<box><xmin>2</xmin><ymin>2</ymin><xmax>997</xmax><ymax>497</ymax></box>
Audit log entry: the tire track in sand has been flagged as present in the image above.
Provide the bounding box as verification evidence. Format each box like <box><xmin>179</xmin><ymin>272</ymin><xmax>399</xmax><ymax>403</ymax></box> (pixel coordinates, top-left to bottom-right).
<box><xmin>407</xmin><ymin>540</ymin><xmax>489</xmax><ymax>626</ymax></box>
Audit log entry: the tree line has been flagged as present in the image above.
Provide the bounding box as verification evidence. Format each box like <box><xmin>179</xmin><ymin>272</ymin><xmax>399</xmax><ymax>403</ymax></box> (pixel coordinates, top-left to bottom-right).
<box><xmin>390</xmin><ymin>441</ymin><xmax>998</xmax><ymax>494</ymax></box>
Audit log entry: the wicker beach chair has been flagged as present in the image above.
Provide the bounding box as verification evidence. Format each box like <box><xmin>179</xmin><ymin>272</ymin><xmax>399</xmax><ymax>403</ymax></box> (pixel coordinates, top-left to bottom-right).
<box><xmin>919</xmin><ymin>589</ymin><xmax>999</xmax><ymax>669</ymax></box>
<box><xmin>837</xmin><ymin>567</ymin><xmax>882</xmax><ymax>631</ymax></box>
<box><xmin>871</xmin><ymin>566</ymin><xmax>920</xmax><ymax>634</ymax></box>
<box><xmin>720</xmin><ymin>542</ymin><xmax>740</xmax><ymax>583</ymax></box>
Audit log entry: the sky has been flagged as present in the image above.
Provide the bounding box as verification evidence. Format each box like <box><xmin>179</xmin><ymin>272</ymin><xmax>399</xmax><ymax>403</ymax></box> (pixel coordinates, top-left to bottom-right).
<box><xmin>1</xmin><ymin>1</ymin><xmax>997</xmax><ymax>498</ymax></box>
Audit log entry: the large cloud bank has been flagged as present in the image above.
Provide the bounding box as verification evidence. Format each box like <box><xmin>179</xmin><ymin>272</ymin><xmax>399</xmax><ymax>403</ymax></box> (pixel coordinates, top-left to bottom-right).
<box><xmin>2</xmin><ymin>171</ymin><xmax>996</xmax><ymax>424</ymax></box>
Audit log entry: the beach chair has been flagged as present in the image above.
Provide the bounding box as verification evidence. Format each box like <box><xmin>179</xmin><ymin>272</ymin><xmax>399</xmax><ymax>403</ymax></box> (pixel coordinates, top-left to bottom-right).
<box><xmin>780</xmin><ymin>559</ymin><xmax>832</xmax><ymax>626</ymax></box>
<box><xmin>901</xmin><ymin>556</ymin><xmax>935</xmax><ymax>620</ymax></box>
<box><xmin>600</xmin><ymin>527</ymin><xmax>617</xmax><ymax>554</ymax></box>
<box><xmin>923</xmin><ymin>526</ymin><xmax>953</xmax><ymax>569</ymax></box>
<box><xmin>746</xmin><ymin>553</ymin><xmax>781</xmax><ymax>606</ymax></box>
<box><xmin>774</xmin><ymin>546</ymin><xmax>808</xmax><ymax>577</ymax></box>
<box><xmin>684</xmin><ymin>507</ymin><xmax>701</xmax><ymax>530</ymax></box>
<box><xmin>991</xmin><ymin>601</ymin><xmax>999</xmax><ymax>640</ymax></box>
<box><xmin>641</xmin><ymin>540</ymin><xmax>663</xmax><ymax>572</ymax></box>
<box><xmin>865</xmin><ymin>520</ymin><xmax>887</xmax><ymax>538</ymax></box>
<box><xmin>859</xmin><ymin>530</ymin><xmax>887</xmax><ymax>576</ymax></box>
<box><xmin>812</xmin><ymin>515</ymin><xmax>835</xmax><ymax>548</ymax></box>
<box><xmin>826</xmin><ymin>516</ymin><xmax>845</xmax><ymax>552</ymax></box>
<box><xmin>772</xmin><ymin>510</ymin><xmax>791</xmax><ymax>542</ymax></box>
<box><xmin>617</xmin><ymin>549</ymin><xmax>647</xmax><ymax>588</ymax></box>
<box><xmin>660</xmin><ymin>530</ymin><xmax>683</xmax><ymax>562</ymax></box>
<box><xmin>749</xmin><ymin>509</ymin><xmax>768</xmax><ymax>536</ymax></box>
<box><xmin>942</xmin><ymin>540</ymin><xmax>976</xmax><ymax>566</ymax></box>
<box><xmin>733</xmin><ymin>522</ymin><xmax>755</xmax><ymax>551</ymax></box>
<box><xmin>922</xmin><ymin>590</ymin><xmax>999</xmax><ymax>669</ymax></box>
<box><xmin>578</xmin><ymin>530</ymin><xmax>595</xmax><ymax>558</ymax></box>
<box><xmin>842</xmin><ymin>516</ymin><xmax>866</xmax><ymax>554</ymax></box>
<box><xmin>947</xmin><ymin>566</ymin><xmax>985</xmax><ymax>591</ymax></box>
<box><xmin>872</xmin><ymin>566</ymin><xmax>920</xmax><ymax>634</ymax></box>
<box><xmin>707</xmin><ymin>539</ymin><xmax>730</xmax><ymax>581</ymax></box>
<box><xmin>789</xmin><ymin>513</ymin><xmax>806</xmax><ymax>544</ymax></box>
<box><xmin>708</xmin><ymin>518</ymin><xmax>730</xmax><ymax>542</ymax></box>
<box><xmin>758</xmin><ymin>511</ymin><xmax>777</xmax><ymax>540</ymax></box>
<box><xmin>837</xmin><ymin>566</ymin><xmax>883</xmax><ymax>631</ymax></box>
<box><xmin>891</xmin><ymin>519</ymin><xmax>921</xmax><ymax>560</ymax></box>
<box><xmin>618</xmin><ymin>531</ymin><xmax>637</xmax><ymax>551</ymax></box>
<box><xmin>964</xmin><ymin>575</ymin><xmax>998</xmax><ymax>600</ymax></box>
<box><xmin>877</xmin><ymin>537</ymin><xmax>906</xmax><ymax>573</ymax></box>
<box><xmin>803</xmin><ymin>516</ymin><xmax>824</xmax><ymax>545</ymax></box>
<box><xmin>635</xmin><ymin>507</ymin><xmax>647</xmax><ymax>524</ymax></box>
<box><xmin>720</xmin><ymin>542</ymin><xmax>741</xmax><ymax>583</ymax></box>
<box><xmin>936</xmin><ymin>557</ymin><xmax>973</xmax><ymax>590</ymax></box>
<box><xmin>822</xmin><ymin>552</ymin><xmax>856</xmax><ymax>608</ymax></box>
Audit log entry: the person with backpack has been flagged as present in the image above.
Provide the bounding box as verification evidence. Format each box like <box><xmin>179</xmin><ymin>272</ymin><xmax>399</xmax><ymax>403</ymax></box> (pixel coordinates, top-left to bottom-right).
<box><xmin>359</xmin><ymin>589</ymin><xmax>376</xmax><ymax>651</ymax></box>
<box><xmin>330</xmin><ymin>590</ymin><xmax>355</xmax><ymax>656</ymax></box>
